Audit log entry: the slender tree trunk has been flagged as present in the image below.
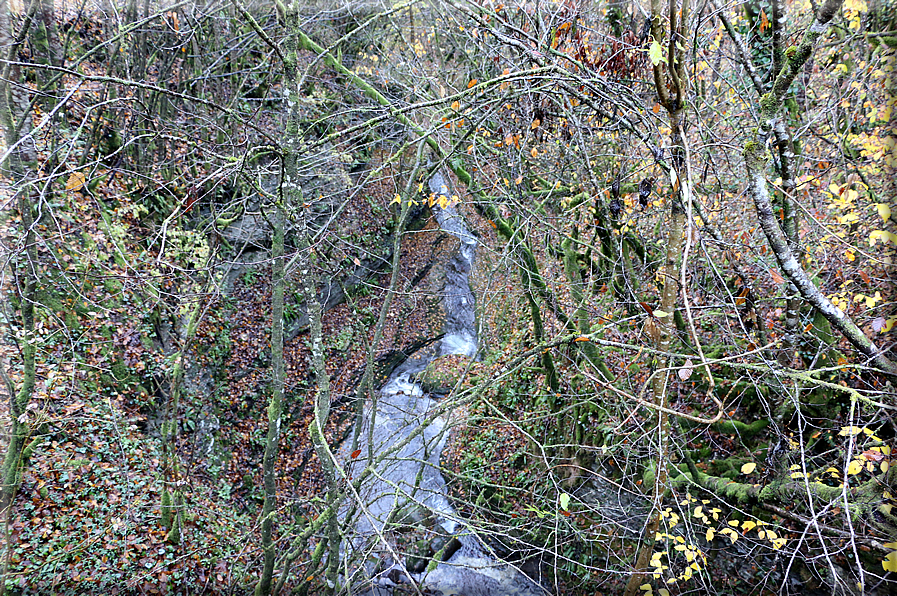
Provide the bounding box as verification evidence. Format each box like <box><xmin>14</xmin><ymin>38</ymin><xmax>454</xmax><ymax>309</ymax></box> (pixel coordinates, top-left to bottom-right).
<box><xmin>256</xmin><ymin>204</ymin><xmax>285</xmax><ymax>596</ymax></box>
<box><xmin>160</xmin><ymin>296</ymin><xmax>203</xmax><ymax>545</ymax></box>
<box><xmin>0</xmin><ymin>0</ymin><xmax>39</xmax><ymax>525</ymax></box>
<box><xmin>624</xmin><ymin>0</ymin><xmax>690</xmax><ymax>592</ymax></box>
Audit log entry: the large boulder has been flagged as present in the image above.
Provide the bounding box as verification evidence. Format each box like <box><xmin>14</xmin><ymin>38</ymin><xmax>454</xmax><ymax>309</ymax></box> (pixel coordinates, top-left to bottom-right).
<box><xmin>415</xmin><ymin>354</ymin><xmax>484</xmax><ymax>395</ymax></box>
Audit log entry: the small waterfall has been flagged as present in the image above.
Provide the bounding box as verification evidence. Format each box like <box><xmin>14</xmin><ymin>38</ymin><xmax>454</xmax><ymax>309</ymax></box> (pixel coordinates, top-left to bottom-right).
<box><xmin>344</xmin><ymin>171</ymin><xmax>543</xmax><ymax>596</ymax></box>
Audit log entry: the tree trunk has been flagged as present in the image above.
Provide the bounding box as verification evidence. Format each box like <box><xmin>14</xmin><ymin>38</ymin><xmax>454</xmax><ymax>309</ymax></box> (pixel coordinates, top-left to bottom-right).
<box><xmin>255</xmin><ymin>205</ymin><xmax>285</xmax><ymax>596</ymax></box>
<box><xmin>624</xmin><ymin>0</ymin><xmax>690</xmax><ymax>592</ymax></box>
<box><xmin>0</xmin><ymin>0</ymin><xmax>39</xmax><ymax>525</ymax></box>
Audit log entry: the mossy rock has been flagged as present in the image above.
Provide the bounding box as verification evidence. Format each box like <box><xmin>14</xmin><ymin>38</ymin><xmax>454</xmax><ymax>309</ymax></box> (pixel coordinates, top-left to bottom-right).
<box><xmin>415</xmin><ymin>355</ymin><xmax>484</xmax><ymax>394</ymax></box>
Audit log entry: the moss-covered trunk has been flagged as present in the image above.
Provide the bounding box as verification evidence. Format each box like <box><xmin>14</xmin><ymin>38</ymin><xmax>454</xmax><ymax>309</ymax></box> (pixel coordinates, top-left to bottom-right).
<box><xmin>255</xmin><ymin>204</ymin><xmax>285</xmax><ymax>596</ymax></box>
<box><xmin>0</xmin><ymin>0</ymin><xmax>39</xmax><ymax>525</ymax></box>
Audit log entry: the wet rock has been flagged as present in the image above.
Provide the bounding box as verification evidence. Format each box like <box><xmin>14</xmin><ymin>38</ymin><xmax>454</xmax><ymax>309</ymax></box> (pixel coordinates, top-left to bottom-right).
<box><xmin>390</xmin><ymin>502</ymin><xmax>434</xmax><ymax>531</ymax></box>
<box><xmin>342</xmin><ymin>171</ymin><xmax>543</xmax><ymax>596</ymax></box>
<box><xmin>430</xmin><ymin>534</ymin><xmax>462</xmax><ymax>562</ymax></box>
<box><xmin>415</xmin><ymin>354</ymin><xmax>483</xmax><ymax>394</ymax></box>
<box><xmin>405</xmin><ymin>539</ymin><xmax>431</xmax><ymax>573</ymax></box>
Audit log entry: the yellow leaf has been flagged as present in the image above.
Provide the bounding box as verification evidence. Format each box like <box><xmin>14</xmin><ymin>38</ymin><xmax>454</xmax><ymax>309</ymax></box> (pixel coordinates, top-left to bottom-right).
<box><xmin>882</xmin><ymin>552</ymin><xmax>897</xmax><ymax>573</ymax></box>
<box><xmin>720</xmin><ymin>528</ymin><xmax>739</xmax><ymax>543</ymax></box>
<box><xmin>741</xmin><ymin>462</ymin><xmax>757</xmax><ymax>475</ymax></box>
<box><xmin>530</xmin><ymin>147</ymin><xmax>539</xmax><ymax>158</ymax></box>
<box><xmin>451</xmin><ymin>100</ymin><xmax>460</xmax><ymax>111</ymax></box>
<box><xmin>878</xmin><ymin>203</ymin><xmax>891</xmax><ymax>222</ymax></box>
<box><xmin>390</xmin><ymin>194</ymin><xmax>402</xmax><ymax>205</ymax></box>
<box><xmin>706</xmin><ymin>528</ymin><xmax>715</xmax><ymax>541</ymax></box>
<box><xmin>648</xmin><ymin>38</ymin><xmax>663</xmax><ymax>65</ymax></box>
<box><xmin>741</xmin><ymin>521</ymin><xmax>756</xmax><ymax>532</ymax></box>
<box><xmin>65</xmin><ymin>171</ymin><xmax>86</xmax><ymax>192</ymax></box>
<box><xmin>847</xmin><ymin>460</ymin><xmax>863</xmax><ymax>475</ymax></box>
<box><xmin>870</xmin><ymin>230</ymin><xmax>897</xmax><ymax>246</ymax></box>
<box><xmin>882</xmin><ymin>461</ymin><xmax>890</xmax><ymax>473</ymax></box>
<box><xmin>839</xmin><ymin>426</ymin><xmax>863</xmax><ymax>436</ymax></box>
<box><xmin>560</xmin><ymin>492</ymin><xmax>570</xmax><ymax>510</ymax></box>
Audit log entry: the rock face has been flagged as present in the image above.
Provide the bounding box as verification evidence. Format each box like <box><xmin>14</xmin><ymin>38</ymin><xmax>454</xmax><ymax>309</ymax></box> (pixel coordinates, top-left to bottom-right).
<box><xmin>218</xmin><ymin>145</ymin><xmax>353</xmax><ymax>250</ymax></box>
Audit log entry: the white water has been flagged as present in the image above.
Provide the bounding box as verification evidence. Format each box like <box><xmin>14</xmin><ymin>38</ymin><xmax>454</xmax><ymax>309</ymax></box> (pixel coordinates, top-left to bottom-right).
<box><xmin>343</xmin><ymin>172</ymin><xmax>543</xmax><ymax>596</ymax></box>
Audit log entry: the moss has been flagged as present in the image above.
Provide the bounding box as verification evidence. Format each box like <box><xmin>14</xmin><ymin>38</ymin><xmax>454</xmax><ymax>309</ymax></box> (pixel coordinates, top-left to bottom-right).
<box><xmin>709</xmin><ymin>456</ymin><xmax>749</xmax><ymax>479</ymax></box>
<box><xmin>759</xmin><ymin>92</ymin><xmax>777</xmax><ymax>116</ymax></box>
<box><xmin>109</xmin><ymin>359</ymin><xmax>135</xmax><ymax>384</ymax></box>
<box><xmin>642</xmin><ymin>461</ymin><xmax>655</xmax><ymax>492</ymax></box>
<box><xmin>415</xmin><ymin>355</ymin><xmax>481</xmax><ymax>394</ymax></box>
<box><xmin>103</xmin><ymin>279</ymin><xmax>123</xmax><ymax>294</ymax></box>
<box><xmin>160</xmin><ymin>488</ymin><xmax>172</xmax><ymax>530</ymax></box>
<box><xmin>165</xmin><ymin>519</ymin><xmax>181</xmax><ymax>545</ymax></box>
<box><xmin>743</xmin><ymin>140</ymin><xmax>772</xmax><ymax>170</ymax></box>
<box><xmin>712</xmin><ymin>418</ymin><xmax>769</xmax><ymax>437</ymax></box>
<box><xmin>671</xmin><ymin>469</ymin><xmax>757</xmax><ymax>505</ymax></box>
<box><xmin>21</xmin><ymin>437</ymin><xmax>40</xmax><ymax>462</ymax></box>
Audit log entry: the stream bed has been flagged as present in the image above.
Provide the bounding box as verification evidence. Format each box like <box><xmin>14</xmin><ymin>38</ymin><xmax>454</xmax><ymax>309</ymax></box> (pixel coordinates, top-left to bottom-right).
<box><xmin>343</xmin><ymin>172</ymin><xmax>544</xmax><ymax>596</ymax></box>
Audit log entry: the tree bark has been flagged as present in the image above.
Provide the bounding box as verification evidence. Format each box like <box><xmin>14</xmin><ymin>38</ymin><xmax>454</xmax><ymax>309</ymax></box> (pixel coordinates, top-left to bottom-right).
<box><xmin>255</xmin><ymin>205</ymin><xmax>285</xmax><ymax>596</ymax></box>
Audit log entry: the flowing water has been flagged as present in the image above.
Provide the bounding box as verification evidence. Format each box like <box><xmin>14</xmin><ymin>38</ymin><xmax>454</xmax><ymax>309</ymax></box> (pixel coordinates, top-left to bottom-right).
<box><xmin>343</xmin><ymin>172</ymin><xmax>544</xmax><ymax>596</ymax></box>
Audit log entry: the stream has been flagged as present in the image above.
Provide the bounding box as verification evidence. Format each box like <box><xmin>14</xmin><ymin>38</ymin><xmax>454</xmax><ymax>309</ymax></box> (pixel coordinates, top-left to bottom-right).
<box><xmin>344</xmin><ymin>172</ymin><xmax>544</xmax><ymax>596</ymax></box>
